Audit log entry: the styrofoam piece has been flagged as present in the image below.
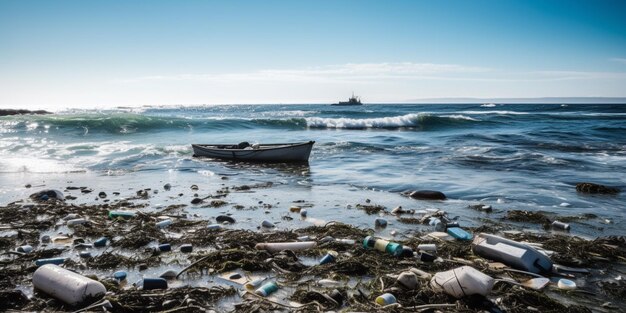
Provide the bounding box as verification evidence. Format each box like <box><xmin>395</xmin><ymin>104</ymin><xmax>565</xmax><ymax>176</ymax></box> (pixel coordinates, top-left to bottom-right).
<box><xmin>472</xmin><ymin>233</ymin><xmax>553</xmax><ymax>273</ymax></box>
<box><xmin>430</xmin><ymin>266</ymin><xmax>494</xmax><ymax>298</ymax></box>
<box><xmin>255</xmin><ymin>241</ymin><xmax>316</xmax><ymax>252</ymax></box>
<box><xmin>33</xmin><ymin>264</ymin><xmax>106</xmax><ymax>305</ymax></box>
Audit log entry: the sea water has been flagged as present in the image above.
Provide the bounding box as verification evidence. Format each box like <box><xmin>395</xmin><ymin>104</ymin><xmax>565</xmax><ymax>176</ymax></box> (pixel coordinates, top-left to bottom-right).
<box><xmin>0</xmin><ymin>103</ymin><xmax>624</xmax><ymax>236</ymax></box>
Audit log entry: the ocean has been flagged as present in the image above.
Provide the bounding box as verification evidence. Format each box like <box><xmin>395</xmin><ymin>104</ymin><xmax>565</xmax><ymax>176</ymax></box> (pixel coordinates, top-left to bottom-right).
<box><xmin>1</xmin><ymin>103</ymin><xmax>625</xmax><ymax>237</ymax></box>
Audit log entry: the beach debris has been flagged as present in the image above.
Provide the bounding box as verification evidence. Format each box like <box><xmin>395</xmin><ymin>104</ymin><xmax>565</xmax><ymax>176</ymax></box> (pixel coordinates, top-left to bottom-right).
<box><xmin>164</xmin><ymin>183</ymin><xmax>171</xmax><ymax>190</ymax></box>
<box><xmin>336</xmin><ymin>238</ymin><xmax>356</xmax><ymax>245</ymax></box>
<box><xmin>320</xmin><ymin>251</ymin><xmax>338</xmax><ymax>265</ymax></box>
<box><xmin>142</xmin><ymin>278</ymin><xmax>168</xmax><ymax>290</ymax></box>
<box><xmin>407</xmin><ymin>190</ymin><xmax>446</xmax><ymax>200</ymax></box>
<box><xmin>255</xmin><ymin>281</ymin><xmax>278</xmax><ymax>297</ymax></box>
<box><xmin>397</xmin><ymin>271</ymin><xmax>419</xmax><ymax>289</ymax></box>
<box><xmin>156</xmin><ymin>219</ymin><xmax>172</xmax><ymax>228</ymax></box>
<box><xmin>158</xmin><ymin>243</ymin><xmax>171</xmax><ymax>252</ymax></box>
<box><xmin>576</xmin><ymin>182</ymin><xmax>620</xmax><ymax>194</ymax></box>
<box><xmin>374</xmin><ymin>218</ymin><xmax>387</xmax><ymax>228</ymax></box>
<box><xmin>447</xmin><ymin>227</ymin><xmax>473</xmax><ymax>241</ymax></box>
<box><xmin>191</xmin><ymin>197</ymin><xmax>203</xmax><ymax>204</ymax></box>
<box><xmin>375</xmin><ymin>293</ymin><xmax>397</xmax><ymax>305</ymax></box>
<box><xmin>93</xmin><ymin>237</ymin><xmax>108</xmax><ymax>247</ymax></box>
<box><xmin>289</xmin><ymin>206</ymin><xmax>301</xmax><ymax>213</ymax></box>
<box><xmin>41</xmin><ymin>235</ymin><xmax>51</xmax><ymax>243</ymax></box>
<box><xmin>417</xmin><ymin>251</ymin><xmax>436</xmax><ymax>262</ymax></box>
<box><xmin>108</xmin><ymin>210</ymin><xmax>135</xmax><ymax>219</ymax></box>
<box><xmin>190</xmin><ymin>184</ymin><xmax>199</xmax><ymax>190</ymax></box>
<box><xmin>300</xmin><ymin>209</ymin><xmax>308</xmax><ymax>217</ymax></box>
<box><xmin>472</xmin><ymin>233</ymin><xmax>553</xmax><ymax>273</ymax></box>
<box><xmin>409</xmin><ymin>268</ymin><xmax>432</xmax><ymax>280</ymax></box>
<box><xmin>33</xmin><ymin>264</ymin><xmax>106</xmax><ymax>306</ymax></box>
<box><xmin>79</xmin><ymin>252</ymin><xmax>92</xmax><ymax>258</ymax></box>
<box><xmin>363</xmin><ymin>236</ymin><xmax>403</xmax><ymax>256</ymax></box>
<box><xmin>430</xmin><ymin>266</ymin><xmax>495</xmax><ymax>298</ymax></box>
<box><xmin>427</xmin><ymin>231</ymin><xmax>454</xmax><ymax>241</ymax></box>
<box><xmin>557</xmin><ymin>278</ymin><xmax>577</xmax><ymax>290</ymax></box>
<box><xmin>245</xmin><ymin>278</ymin><xmax>268</xmax><ymax>291</ymax></box>
<box><xmin>261</xmin><ymin>220</ymin><xmax>275</xmax><ymax>228</ymax></box>
<box><xmin>98</xmin><ymin>191</ymin><xmax>107</xmax><ymax>198</ymax></box>
<box><xmin>67</xmin><ymin>218</ymin><xmax>87</xmax><ymax>226</ymax></box>
<box><xmin>255</xmin><ymin>241</ymin><xmax>316</xmax><ymax>252</ymax></box>
<box><xmin>418</xmin><ymin>243</ymin><xmax>437</xmax><ymax>252</ymax></box>
<box><xmin>216</xmin><ymin>215</ymin><xmax>235</xmax><ymax>224</ymax></box>
<box><xmin>329</xmin><ymin>289</ymin><xmax>344</xmax><ymax>306</ymax></box>
<box><xmin>180</xmin><ymin>244</ymin><xmax>193</xmax><ymax>253</ymax></box>
<box><xmin>391</xmin><ymin>206</ymin><xmax>415</xmax><ymax>215</ymax></box>
<box><xmin>35</xmin><ymin>257</ymin><xmax>66</xmax><ymax>267</ymax></box>
<box><xmin>429</xmin><ymin>217</ymin><xmax>446</xmax><ymax>231</ymax></box>
<box><xmin>318</xmin><ymin>279</ymin><xmax>342</xmax><ymax>287</ymax></box>
<box><xmin>63</xmin><ymin>213</ymin><xmax>80</xmax><ymax>220</ymax></box>
<box><xmin>113</xmin><ymin>271</ymin><xmax>127</xmax><ymax>281</ymax></box>
<box><xmin>207</xmin><ymin>224</ymin><xmax>222</xmax><ymax>230</ymax></box>
<box><xmin>17</xmin><ymin>245</ymin><xmax>33</xmax><ymax>253</ymax></box>
<box><xmin>551</xmin><ymin>220</ymin><xmax>571</xmax><ymax>231</ymax></box>
<box><xmin>30</xmin><ymin>189</ymin><xmax>65</xmax><ymax>201</ymax></box>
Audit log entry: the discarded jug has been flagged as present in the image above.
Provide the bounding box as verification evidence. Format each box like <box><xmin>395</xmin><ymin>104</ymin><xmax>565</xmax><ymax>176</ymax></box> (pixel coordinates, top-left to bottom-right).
<box><xmin>375</xmin><ymin>293</ymin><xmax>397</xmax><ymax>306</ymax></box>
<box><xmin>255</xmin><ymin>281</ymin><xmax>279</xmax><ymax>297</ymax></box>
<box><xmin>472</xmin><ymin>233</ymin><xmax>553</xmax><ymax>273</ymax></box>
<box><xmin>33</xmin><ymin>264</ymin><xmax>106</xmax><ymax>306</ymax></box>
<box><xmin>430</xmin><ymin>266</ymin><xmax>494</xmax><ymax>298</ymax></box>
<box><xmin>363</xmin><ymin>236</ymin><xmax>403</xmax><ymax>256</ymax></box>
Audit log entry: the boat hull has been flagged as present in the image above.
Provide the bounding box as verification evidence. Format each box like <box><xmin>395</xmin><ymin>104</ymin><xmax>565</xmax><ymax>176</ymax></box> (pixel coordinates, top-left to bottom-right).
<box><xmin>192</xmin><ymin>141</ymin><xmax>314</xmax><ymax>163</ymax></box>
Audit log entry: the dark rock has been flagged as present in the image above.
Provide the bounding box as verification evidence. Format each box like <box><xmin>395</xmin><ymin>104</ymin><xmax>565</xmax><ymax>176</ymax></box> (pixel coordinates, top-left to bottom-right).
<box><xmin>81</xmin><ymin>189</ymin><xmax>93</xmax><ymax>194</ymax></box>
<box><xmin>25</xmin><ymin>184</ymin><xmax>31</xmax><ymax>188</ymax></box>
<box><xmin>191</xmin><ymin>198</ymin><xmax>203</xmax><ymax>204</ymax></box>
<box><xmin>229</xmin><ymin>273</ymin><xmax>242</xmax><ymax>279</ymax></box>
<box><xmin>190</xmin><ymin>184</ymin><xmax>199</xmax><ymax>190</ymax></box>
<box><xmin>576</xmin><ymin>182</ymin><xmax>619</xmax><ymax>194</ymax></box>
<box><xmin>164</xmin><ymin>183</ymin><xmax>171</xmax><ymax>190</ymax></box>
<box><xmin>216</xmin><ymin>215</ymin><xmax>235</xmax><ymax>224</ymax></box>
<box><xmin>112</xmin><ymin>192</ymin><xmax>120</xmax><ymax>196</ymax></box>
<box><xmin>29</xmin><ymin>189</ymin><xmax>64</xmax><ymax>202</ymax></box>
<box><xmin>98</xmin><ymin>191</ymin><xmax>107</xmax><ymax>198</ymax></box>
<box><xmin>408</xmin><ymin>190</ymin><xmax>446</xmax><ymax>200</ymax></box>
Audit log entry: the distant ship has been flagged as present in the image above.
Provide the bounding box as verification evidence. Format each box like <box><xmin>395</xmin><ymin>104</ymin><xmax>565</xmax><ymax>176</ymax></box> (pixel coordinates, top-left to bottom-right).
<box><xmin>332</xmin><ymin>93</ymin><xmax>362</xmax><ymax>106</ymax></box>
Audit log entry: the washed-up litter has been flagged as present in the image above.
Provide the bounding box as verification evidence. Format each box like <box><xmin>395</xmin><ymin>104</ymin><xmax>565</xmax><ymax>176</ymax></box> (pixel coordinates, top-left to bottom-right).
<box><xmin>255</xmin><ymin>281</ymin><xmax>279</xmax><ymax>297</ymax></box>
<box><xmin>429</xmin><ymin>217</ymin><xmax>445</xmax><ymax>231</ymax></box>
<box><xmin>255</xmin><ymin>241</ymin><xmax>316</xmax><ymax>252</ymax></box>
<box><xmin>417</xmin><ymin>243</ymin><xmax>437</xmax><ymax>252</ymax></box>
<box><xmin>375</xmin><ymin>293</ymin><xmax>397</xmax><ymax>305</ymax></box>
<box><xmin>430</xmin><ymin>266</ymin><xmax>495</xmax><ymax>298</ymax></box>
<box><xmin>142</xmin><ymin>278</ymin><xmax>168</xmax><ymax>290</ymax></box>
<box><xmin>67</xmin><ymin>218</ymin><xmax>87</xmax><ymax>226</ymax></box>
<box><xmin>207</xmin><ymin>223</ymin><xmax>222</xmax><ymax>230</ymax></box>
<box><xmin>17</xmin><ymin>245</ymin><xmax>33</xmax><ymax>253</ymax></box>
<box><xmin>245</xmin><ymin>277</ymin><xmax>268</xmax><ymax>291</ymax></box>
<box><xmin>363</xmin><ymin>236</ymin><xmax>403</xmax><ymax>256</ymax></box>
<box><xmin>180</xmin><ymin>243</ymin><xmax>193</xmax><ymax>253</ymax></box>
<box><xmin>397</xmin><ymin>271</ymin><xmax>419</xmax><ymax>289</ymax></box>
<box><xmin>320</xmin><ymin>251</ymin><xmax>337</xmax><ymax>264</ymax></box>
<box><xmin>33</xmin><ymin>264</ymin><xmax>106</xmax><ymax>306</ymax></box>
<box><xmin>35</xmin><ymin>257</ymin><xmax>65</xmax><ymax>266</ymax></box>
<box><xmin>558</xmin><ymin>278</ymin><xmax>577</xmax><ymax>290</ymax></box>
<box><xmin>447</xmin><ymin>227</ymin><xmax>473</xmax><ymax>240</ymax></box>
<box><xmin>261</xmin><ymin>220</ymin><xmax>275</xmax><ymax>228</ymax></box>
<box><xmin>158</xmin><ymin>243</ymin><xmax>171</xmax><ymax>252</ymax></box>
<box><xmin>472</xmin><ymin>233</ymin><xmax>553</xmax><ymax>273</ymax></box>
<box><xmin>156</xmin><ymin>219</ymin><xmax>172</xmax><ymax>228</ymax></box>
<box><xmin>289</xmin><ymin>206</ymin><xmax>301</xmax><ymax>213</ymax></box>
<box><xmin>113</xmin><ymin>271</ymin><xmax>127</xmax><ymax>281</ymax></box>
<box><xmin>108</xmin><ymin>210</ymin><xmax>135</xmax><ymax>219</ymax></box>
<box><xmin>552</xmin><ymin>220</ymin><xmax>571</xmax><ymax>231</ymax></box>
<box><xmin>93</xmin><ymin>237</ymin><xmax>107</xmax><ymax>247</ymax></box>
<box><xmin>160</xmin><ymin>270</ymin><xmax>178</xmax><ymax>279</ymax></box>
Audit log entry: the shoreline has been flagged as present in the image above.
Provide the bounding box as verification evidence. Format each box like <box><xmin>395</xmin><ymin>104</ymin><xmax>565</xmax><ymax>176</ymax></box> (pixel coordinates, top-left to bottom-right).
<box><xmin>1</xmin><ymin>180</ymin><xmax>623</xmax><ymax>312</ymax></box>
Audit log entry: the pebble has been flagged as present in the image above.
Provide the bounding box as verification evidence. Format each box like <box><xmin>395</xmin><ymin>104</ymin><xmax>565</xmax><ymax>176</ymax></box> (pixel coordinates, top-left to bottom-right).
<box><xmin>191</xmin><ymin>198</ymin><xmax>203</xmax><ymax>204</ymax></box>
<box><xmin>300</xmin><ymin>209</ymin><xmax>308</xmax><ymax>217</ymax></box>
<box><xmin>98</xmin><ymin>191</ymin><xmax>107</xmax><ymax>198</ymax></box>
<box><xmin>216</xmin><ymin>215</ymin><xmax>235</xmax><ymax>224</ymax></box>
<box><xmin>138</xmin><ymin>263</ymin><xmax>148</xmax><ymax>271</ymax></box>
<box><xmin>375</xmin><ymin>218</ymin><xmax>387</xmax><ymax>228</ymax></box>
<box><xmin>93</xmin><ymin>237</ymin><xmax>108</xmax><ymax>247</ymax></box>
<box><xmin>41</xmin><ymin>235</ymin><xmax>51</xmax><ymax>243</ymax></box>
<box><xmin>397</xmin><ymin>271</ymin><xmax>419</xmax><ymax>289</ymax></box>
<box><xmin>261</xmin><ymin>220</ymin><xmax>275</xmax><ymax>228</ymax></box>
<box><xmin>164</xmin><ymin>183</ymin><xmax>171</xmax><ymax>190</ymax></box>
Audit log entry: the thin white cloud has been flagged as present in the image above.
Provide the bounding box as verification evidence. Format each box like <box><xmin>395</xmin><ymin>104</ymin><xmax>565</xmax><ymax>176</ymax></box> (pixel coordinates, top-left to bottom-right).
<box><xmin>610</xmin><ymin>58</ymin><xmax>626</xmax><ymax>65</ymax></box>
<box><xmin>534</xmin><ymin>70</ymin><xmax>626</xmax><ymax>80</ymax></box>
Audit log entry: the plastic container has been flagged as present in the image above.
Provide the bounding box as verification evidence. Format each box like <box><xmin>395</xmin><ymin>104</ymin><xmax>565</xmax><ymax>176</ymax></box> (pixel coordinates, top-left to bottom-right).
<box><xmin>472</xmin><ymin>233</ymin><xmax>553</xmax><ymax>273</ymax></box>
<box><xmin>417</xmin><ymin>244</ymin><xmax>437</xmax><ymax>252</ymax></box>
<box><xmin>93</xmin><ymin>237</ymin><xmax>107</xmax><ymax>247</ymax></box>
<box><xmin>430</xmin><ymin>266</ymin><xmax>494</xmax><ymax>298</ymax></box>
<box><xmin>320</xmin><ymin>251</ymin><xmax>337</xmax><ymax>265</ymax></box>
<box><xmin>156</xmin><ymin>219</ymin><xmax>172</xmax><ymax>229</ymax></box>
<box><xmin>67</xmin><ymin>218</ymin><xmax>87</xmax><ymax>226</ymax></box>
<box><xmin>447</xmin><ymin>227</ymin><xmax>473</xmax><ymax>241</ymax></box>
<box><xmin>557</xmin><ymin>279</ymin><xmax>576</xmax><ymax>290</ymax></box>
<box><xmin>35</xmin><ymin>257</ymin><xmax>65</xmax><ymax>267</ymax></box>
<box><xmin>244</xmin><ymin>278</ymin><xmax>267</xmax><ymax>291</ymax></box>
<box><xmin>363</xmin><ymin>236</ymin><xmax>403</xmax><ymax>256</ymax></box>
<box><xmin>375</xmin><ymin>293</ymin><xmax>397</xmax><ymax>305</ymax></box>
<box><xmin>33</xmin><ymin>264</ymin><xmax>106</xmax><ymax>305</ymax></box>
<box><xmin>418</xmin><ymin>251</ymin><xmax>436</xmax><ymax>262</ymax></box>
<box><xmin>429</xmin><ymin>218</ymin><xmax>446</xmax><ymax>232</ymax></box>
<box><xmin>551</xmin><ymin>221</ymin><xmax>570</xmax><ymax>231</ymax></box>
<box><xmin>17</xmin><ymin>245</ymin><xmax>33</xmax><ymax>253</ymax></box>
<box><xmin>158</xmin><ymin>243</ymin><xmax>171</xmax><ymax>252</ymax></box>
<box><xmin>397</xmin><ymin>271</ymin><xmax>419</xmax><ymax>289</ymax></box>
<box><xmin>108</xmin><ymin>211</ymin><xmax>135</xmax><ymax>219</ymax></box>
<box><xmin>113</xmin><ymin>271</ymin><xmax>127</xmax><ymax>281</ymax></box>
<box><xmin>207</xmin><ymin>224</ymin><xmax>222</xmax><ymax>230</ymax></box>
<box><xmin>180</xmin><ymin>244</ymin><xmax>193</xmax><ymax>253</ymax></box>
<box><xmin>142</xmin><ymin>278</ymin><xmax>168</xmax><ymax>290</ymax></box>
<box><xmin>255</xmin><ymin>281</ymin><xmax>278</xmax><ymax>297</ymax></box>
<box><xmin>255</xmin><ymin>241</ymin><xmax>316</xmax><ymax>252</ymax></box>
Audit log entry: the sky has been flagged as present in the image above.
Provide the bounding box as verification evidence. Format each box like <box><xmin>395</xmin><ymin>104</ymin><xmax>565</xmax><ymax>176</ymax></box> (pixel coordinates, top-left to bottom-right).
<box><xmin>1</xmin><ymin>0</ymin><xmax>626</xmax><ymax>108</ymax></box>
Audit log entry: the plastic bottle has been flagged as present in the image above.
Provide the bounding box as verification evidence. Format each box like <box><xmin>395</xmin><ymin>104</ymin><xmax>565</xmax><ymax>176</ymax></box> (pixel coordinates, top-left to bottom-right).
<box><xmin>472</xmin><ymin>233</ymin><xmax>553</xmax><ymax>274</ymax></box>
<box><xmin>255</xmin><ymin>281</ymin><xmax>278</xmax><ymax>297</ymax></box>
<box><xmin>33</xmin><ymin>264</ymin><xmax>106</xmax><ymax>305</ymax></box>
<box><xmin>375</xmin><ymin>293</ymin><xmax>397</xmax><ymax>305</ymax></box>
<box><xmin>244</xmin><ymin>278</ymin><xmax>267</xmax><ymax>291</ymax></box>
<box><xmin>429</xmin><ymin>218</ymin><xmax>445</xmax><ymax>231</ymax></box>
<box><xmin>67</xmin><ymin>218</ymin><xmax>87</xmax><ymax>226</ymax></box>
<box><xmin>320</xmin><ymin>251</ymin><xmax>337</xmax><ymax>265</ymax></box>
<box><xmin>93</xmin><ymin>237</ymin><xmax>108</xmax><ymax>247</ymax></box>
<box><xmin>108</xmin><ymin>211</ymin><xmax>135</xmax><ymax>219</ymax></box>
<box><xmin>430</xmin><ymin>266</ymin><xmax>494</xmax><ymax>298</ymax></box>
<box><xmin>551</xmin><ymin>221</ymin><xmax>570</xmax><ymax>231</ymax></box>
<box><xmin>363</xmin><ymin>236</ymin><xmax>403</xmax><ymax>256</ymax></box>
<box><xmin>155</xmin><ymin>219</ymin><xmax>172</xmax><ymax>229</ymax></box>
<box><xmin>17</xmin><ymin>245</ymin><xmax>33</xmax><ymax>253</ymax></box>
<box><xmin>417</xmin><ymin>244</ymin><xmax>437</xmax><ymax>252</ymax></box>
<box><xmin>255</xmin><ymin>241</ymin><xmax>316</xmax><ymax>252</ymax></box>
<box><xmin>35</xmin><ymin>257</ymin><xmax>65</xmax><ymax>267</ymax></box>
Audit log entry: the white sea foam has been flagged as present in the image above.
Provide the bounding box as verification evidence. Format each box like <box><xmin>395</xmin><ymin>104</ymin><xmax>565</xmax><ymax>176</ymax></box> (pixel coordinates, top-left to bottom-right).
<box><xmin>441</xmin><ymin>114</ymin><xmax>478</xmax><ymax>121</ymax></box>
<box><xmin>459</xmin><ymin>110</ymin><xmax>530</xmax><ymax>115</ymax></box>
<box><xmin>480</xmin><ymin>103</ymin><xmax>497</xmax><ymax>107</ymax></box>
<box><xmin>305</xmin><ymin>113</ymin><xmax>424</xmax><ymax>128</ymax></box>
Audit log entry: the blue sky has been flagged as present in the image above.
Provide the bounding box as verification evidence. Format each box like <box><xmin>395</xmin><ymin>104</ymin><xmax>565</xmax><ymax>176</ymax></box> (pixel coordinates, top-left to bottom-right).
<box><xmin>1</xmin><ymin>0</ymin><xmax>625</xmax><ymax>108</ymax></box>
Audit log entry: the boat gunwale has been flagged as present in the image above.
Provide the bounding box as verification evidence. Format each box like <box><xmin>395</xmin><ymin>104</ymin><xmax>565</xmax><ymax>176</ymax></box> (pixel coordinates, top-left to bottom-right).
<box><xmin>192</xmin><ymin>141</ymin><xmax>314</xmax><ymax>152</ymax></box>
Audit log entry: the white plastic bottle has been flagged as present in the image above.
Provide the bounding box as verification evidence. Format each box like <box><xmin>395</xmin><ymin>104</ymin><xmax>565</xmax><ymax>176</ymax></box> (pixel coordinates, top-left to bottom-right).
<box><xmin>33</xmin><ymin>264</ymin><xmax>106</xmax><ymax>305</ymax></box>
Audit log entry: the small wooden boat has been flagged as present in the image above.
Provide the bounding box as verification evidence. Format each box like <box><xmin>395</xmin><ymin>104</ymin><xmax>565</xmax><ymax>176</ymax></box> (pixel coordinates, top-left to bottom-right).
<box><xmin>192</xmin><ymin>141</ymin><xmax>314</xmax><ymax>163</ymax></box>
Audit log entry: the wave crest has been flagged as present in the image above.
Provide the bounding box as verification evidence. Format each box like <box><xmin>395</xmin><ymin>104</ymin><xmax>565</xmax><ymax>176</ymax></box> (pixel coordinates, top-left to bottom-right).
<box><xmin>304</xmin><ymin>113</ymin><xmax>479</xmax><ymax>129</ymax></box>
